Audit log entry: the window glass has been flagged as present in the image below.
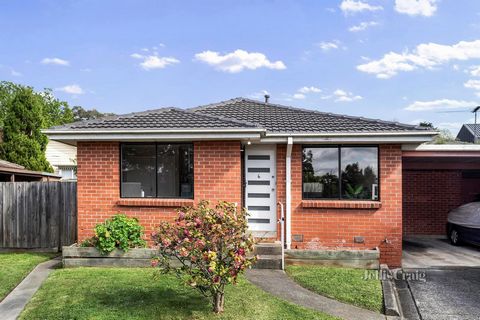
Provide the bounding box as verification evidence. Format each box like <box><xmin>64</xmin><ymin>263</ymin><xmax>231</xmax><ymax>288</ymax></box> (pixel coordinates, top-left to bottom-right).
<box><xmin>302</xmin><ymin>146</ymin><xmax>379</xmax><ymax>200</ymax></box>
<box><xmin>341</xmin><ymin>147</ymin><xmax>378</xmax><ymax>200</ymax></box>
<box><xmin>157</xmin><ymin>144</ymin><xmax>194</xmax><ymax>198</ymax></box>
<box><xmin>121</xmin><ymin>144</ymin><xmax>156</xmax><ymax>197</ymax></box>
<box><xmin>303</xmin><ymin>147</ymin><xmax>339</xmax><ymax>199</ymax></box>
<box><xmin>121</xmin><ymin>143</ymin><xmax>194</xmax><ymax>199</ymax></box>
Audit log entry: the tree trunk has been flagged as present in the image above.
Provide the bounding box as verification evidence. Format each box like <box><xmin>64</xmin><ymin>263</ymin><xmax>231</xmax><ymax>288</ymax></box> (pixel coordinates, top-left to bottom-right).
<box><xmin>212</xmin><ymin>292</ymin><xmax>225</xmax><ymax>313</ymax></box>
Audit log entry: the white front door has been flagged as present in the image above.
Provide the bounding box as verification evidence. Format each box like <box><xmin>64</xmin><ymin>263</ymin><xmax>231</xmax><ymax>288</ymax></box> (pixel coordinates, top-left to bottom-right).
<box><xmin>245</xmin><ymin>144</ymin><xmax>277</xmax><ymax>235</ymax></box>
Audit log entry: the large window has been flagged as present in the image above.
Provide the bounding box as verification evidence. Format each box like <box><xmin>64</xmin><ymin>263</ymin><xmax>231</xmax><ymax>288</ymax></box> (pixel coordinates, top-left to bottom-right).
<box><xmin>121</xmin><ymin>143</ymin><xmax>194</xmax><ymax>199</ymax></box>
<box><xmin>302</xmin><ymin>146</ymin><xmax>379</xmax><ymax>200</ymax></box>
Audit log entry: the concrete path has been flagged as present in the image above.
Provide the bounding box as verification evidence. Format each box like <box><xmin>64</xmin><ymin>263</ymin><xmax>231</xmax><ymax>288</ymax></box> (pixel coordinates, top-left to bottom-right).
<box><xmin>403</xmin><ymin>236</ymin><xmax>480</xmax><ymax>268</ymax></box>
<box><xmin>0</xmin><ymin>258</ymin><xmax>60</xmax><ymax>320</ymax></box>
<box><xmin>246</xmin><ymin>269</ymin><xmax>388</xmax><ymax>320</ymax></box>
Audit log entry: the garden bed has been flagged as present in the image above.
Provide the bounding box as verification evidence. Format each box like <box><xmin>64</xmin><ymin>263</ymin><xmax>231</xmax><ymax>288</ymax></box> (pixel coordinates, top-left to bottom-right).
<box><xmin>62</xmin><ymin>246</ymin><xmax>158</xmax><ymax>268</ymax></box>
<box><xmin>285</xmin><ymin>248</ymin><xmax>379</xmax><ymax>269</ymax></box>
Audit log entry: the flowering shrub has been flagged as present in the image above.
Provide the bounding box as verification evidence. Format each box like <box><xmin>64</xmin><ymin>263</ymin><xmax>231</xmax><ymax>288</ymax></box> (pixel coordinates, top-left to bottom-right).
<box><xmin>152</xmin><ymin>200</ymin><xmax>256</xmax><ymax>313</ymax></box>
<box><xmin>81</xmin><ymin>214</ymin><xmax>146</xmax><ymax>254</ymax></box>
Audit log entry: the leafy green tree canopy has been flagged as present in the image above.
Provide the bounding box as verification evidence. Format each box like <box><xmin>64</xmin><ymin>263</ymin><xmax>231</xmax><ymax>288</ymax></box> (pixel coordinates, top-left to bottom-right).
<box><xmin>0</xmin><ymin>85</ymin><xmax>52</xmax><ymax>172</ymax></box>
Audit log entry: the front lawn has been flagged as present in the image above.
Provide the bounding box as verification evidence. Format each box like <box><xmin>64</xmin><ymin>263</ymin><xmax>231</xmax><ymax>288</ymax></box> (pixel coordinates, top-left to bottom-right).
<box><xmin>286</xmin><ymin>265</ymin><xmax>383</xmax><ymax>313</ymax></box>
<box><xmin>0</xmin><ymin>252</ymin><xmax>56</xmax><ymax>301</ymax></box>
<box><xmin>20</xmin><ymin>268</ymin><xmax>338</xmax><ymax>320</ymax></box>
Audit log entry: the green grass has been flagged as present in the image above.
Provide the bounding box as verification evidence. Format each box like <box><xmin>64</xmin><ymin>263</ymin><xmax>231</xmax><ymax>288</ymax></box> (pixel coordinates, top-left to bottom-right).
<box><xmin>20</xmin><ymin>268</ymin><xmax>338</xmax><ymax>320</ymax></box>
<box><xmin>286</xmin><ymin>265</ymin><xmax>383</xmax><ymax>313</ymax></box>
<box><xmin>0</xmin><ymin>252</ymin><xmax>56</xmax><ymax>301</ymax></box>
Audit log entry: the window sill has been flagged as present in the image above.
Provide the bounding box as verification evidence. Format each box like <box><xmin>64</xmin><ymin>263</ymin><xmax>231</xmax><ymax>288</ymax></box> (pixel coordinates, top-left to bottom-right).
<box><xmin>301</xmin><ymin>200</ymin><xmax>381</xmax><ymax>209</ymax></box>
<box><xmin>116</xmin><ymin>198</ymin><xmax>194</xmax><ymax>207</ymax></box>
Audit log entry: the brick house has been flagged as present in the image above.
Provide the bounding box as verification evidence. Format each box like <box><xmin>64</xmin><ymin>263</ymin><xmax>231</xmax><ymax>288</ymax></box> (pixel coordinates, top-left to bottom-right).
<box><xmin>45</xmin><ymin>97</ymin><xmax>438</xmax><ymax>267</ymax></box>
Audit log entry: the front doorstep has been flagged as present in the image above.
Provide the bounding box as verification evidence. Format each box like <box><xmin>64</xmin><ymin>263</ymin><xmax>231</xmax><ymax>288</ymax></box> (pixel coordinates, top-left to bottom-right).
<box><xmin>285</xmin><ymin>248</ymin><xmax>380</xmax><ymax>269</ymax></box>
<box><xmin>62</xmin><ymin>246</ymin><xmax>158</xmax><ymax>268</ymax></box>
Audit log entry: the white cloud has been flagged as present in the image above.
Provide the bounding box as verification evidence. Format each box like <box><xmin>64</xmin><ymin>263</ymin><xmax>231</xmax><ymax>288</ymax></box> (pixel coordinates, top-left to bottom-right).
<box><xmin>405</xmin><ymin>99</ymin><xmax>477</xmax><ymax>111</ymax></box>
<box><xmin>468</xmin><ymin>65</ymin><xmax>480</xmax><ymax>76</ymax></box>
<box><xmin>248</xmin><ymin>90</ymin><xmax>270</xmax><ymax>99</ymax></box>
<box><xmin>10</xmin><ymin>69</ymin><xmax>22</xmax><ymax>77</ymax></box>
<box><xmin>290</xmin><ymin>86</ymin><xmax>323</xmax><ymax>100</ymax></box>
<box><xmin>131</xmin><ymin>52</ymin><xmax>179</xmax><ymax>70</ymax></box>
<box><xmin>317</xmin><ymin>41</ymin><xmax>340</xmax><ymax>51</ymax></box>
<box><xmin>465</xmin><ymin>79</ymin><xmax>480</xmax><ymax>91</ymax></box>
<box><xmin>293</xmin><ymin>93</ymin><xmax>306</xmax><ymax>100</ymax></box>
<box><xmin>349</xmin><ymin>21</ymin><xmax>379</xmax><ymax>32</ymax></box>
<box><xmin>357</xmin><ymin>39</ymin><xmax>480</xmax><ymax>78</ymax></box>
<box><xmin>41</xmin><ymin>57</ymin><xmax>70</xmax><ymax>66</ymax></box>
<box><xmin>298</xmin><ymin>86</ymin><xmax>322</xmax><ymax>94</ymax></box>
<box><xmin>333</xmin><ymin>89</ymin><xmax>363</xmax><ymax>102</ymax></box>
<box><xmin>340</xmin><ymin>0</ymin><xmax>383</xmax><ymax>14</ymax></box>
<box><xmin>395</xmin><ymin>0</ymin><xmax>437</xmax><ymax>17</ymax></box>
<box><xmin>194</xmin><ymin>50</ymin><xmax>286</xmax><ymax>73</ymax></box>
<box><xmin>56</xmin><ymin>84</ymin><xmax>85</xmax><ymax>95</ymax></box>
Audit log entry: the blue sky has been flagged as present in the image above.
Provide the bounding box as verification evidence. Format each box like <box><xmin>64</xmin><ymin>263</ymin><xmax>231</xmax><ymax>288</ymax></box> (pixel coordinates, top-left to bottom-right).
<box><xmin>1</xmin><ymin>0</ymin><xmax>480</xmax><ymax>134</ymax></box>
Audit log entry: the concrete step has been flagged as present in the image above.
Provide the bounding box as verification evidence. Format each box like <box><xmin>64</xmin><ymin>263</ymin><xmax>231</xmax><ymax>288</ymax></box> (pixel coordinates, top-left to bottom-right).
<box><xmin>254</xmin><ymin>255</ymin><xmax>282</xmax><ymax>270</ymax></box>
<box><xmin>254</xmin><ymin>243</ymin><xmax>282</xmax><ymax>255</ymax></box>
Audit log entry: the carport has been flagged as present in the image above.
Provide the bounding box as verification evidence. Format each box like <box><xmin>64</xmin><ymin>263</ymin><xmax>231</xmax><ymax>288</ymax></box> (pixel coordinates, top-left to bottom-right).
<box><xmin>402</xmin><ymin>144</ymin><xmax>480</xmax><ymax>268</ymax></box>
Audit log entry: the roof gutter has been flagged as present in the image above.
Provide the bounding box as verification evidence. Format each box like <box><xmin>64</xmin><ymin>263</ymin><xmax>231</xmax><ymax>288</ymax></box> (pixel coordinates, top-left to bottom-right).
<box><xmin>259</xmin><ymin>131</ymin><xmax>438</xmax><ymax>144</ymax></box>
<box><xmin>44</xmin><ymin>128</ymin><xmax>266</xmax><ymax>143</ymax></box>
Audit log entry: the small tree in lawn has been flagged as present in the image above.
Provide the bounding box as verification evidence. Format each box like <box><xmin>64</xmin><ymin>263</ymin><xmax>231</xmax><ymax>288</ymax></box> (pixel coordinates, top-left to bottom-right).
<box><xmin>152</xmin><ymin>200</ymin><xmax>256</xmax><ymax>313</ymax></box>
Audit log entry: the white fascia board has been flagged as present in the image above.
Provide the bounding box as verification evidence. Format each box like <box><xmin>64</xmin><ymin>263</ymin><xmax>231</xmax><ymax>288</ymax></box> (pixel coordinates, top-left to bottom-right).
<box><xmin>46</xmin><ymin>132</ymin><xmax>263</xmax><ymax>142</ymax></box>
<box><xmin>43</xmin><ymin>128</ymin><xmax>265</xmax><ymax>134</ymax></box>
<box><xmin>259</xmin><ymin>135</ymin><xmax>435</xmax><ymax>144</ymax></box>
<box><xmin>265</xmin><ymin>131</ymin><xmax>438</xmax><ymax>137</ymax></box>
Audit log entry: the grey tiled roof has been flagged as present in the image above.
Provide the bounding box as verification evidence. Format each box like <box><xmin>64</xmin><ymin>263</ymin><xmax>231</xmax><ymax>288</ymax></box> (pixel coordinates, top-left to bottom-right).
<box><xmin>465</xmin><ymin>124</ymin><xmax>480</xmax><ymax>137</ymax></box>
<box><xmin>48</xmin><ymin>107</ymin><xmax>260</xmax><ymax>131</ymax></box>
<box><xmin>192</xmin><ymin>98</ymin><xmax>425</xmax><ymax>133</ymax></box>
<box><xmin>47</xmin><ymin>97</ymin><xmax>429</xmax><ymax>134</ymax></box>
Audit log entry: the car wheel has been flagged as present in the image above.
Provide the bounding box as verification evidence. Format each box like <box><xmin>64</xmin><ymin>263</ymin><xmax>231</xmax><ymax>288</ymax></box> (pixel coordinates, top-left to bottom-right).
<box><xmin>449</xmin><ymin>228</ymin><xmax>461</xmax><ymax>246</ymax></box>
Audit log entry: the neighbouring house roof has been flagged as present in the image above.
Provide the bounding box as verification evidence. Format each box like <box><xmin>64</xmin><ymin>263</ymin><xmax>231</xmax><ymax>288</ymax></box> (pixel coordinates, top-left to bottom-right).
<box><xmin>0</xmin><ymin>159</ymin><xmax>61</xmax><ymax>180</ymax></box>
<box><xmin>44</xmin><ymin>97</ymin><xmax>437</xmax><ymax>144</ymax></box>
<box><xmin>456</xmin><ymin>124</ymin><xmax>480</xmax><ymax>143</ymax></box>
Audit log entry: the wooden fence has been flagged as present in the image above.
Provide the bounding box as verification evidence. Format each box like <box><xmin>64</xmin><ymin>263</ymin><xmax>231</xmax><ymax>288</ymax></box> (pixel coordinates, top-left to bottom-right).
<box><xmin>0</xmin><ymin>182</ymin><xmax>77</xmax><ymax>251</ymax></box>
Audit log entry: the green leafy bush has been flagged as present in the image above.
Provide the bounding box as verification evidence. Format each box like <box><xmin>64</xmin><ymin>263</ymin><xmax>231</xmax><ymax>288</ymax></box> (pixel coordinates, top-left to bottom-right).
<box><xmin>86</xmin><ymin>214</ymin><xmax>146</xmax><ymax>254</ymax></box>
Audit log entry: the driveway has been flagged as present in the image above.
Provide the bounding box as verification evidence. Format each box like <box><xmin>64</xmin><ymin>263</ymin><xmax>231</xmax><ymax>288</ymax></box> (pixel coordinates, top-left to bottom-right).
<box><xmin>401</xmin><ymin>236</ymin><xmax>480</xmax><ymax>320</ymax></box>
<box><xmin>403</xmin><ymin>236</ymin><xmax>480</xmax><ymax>268</ymax></box>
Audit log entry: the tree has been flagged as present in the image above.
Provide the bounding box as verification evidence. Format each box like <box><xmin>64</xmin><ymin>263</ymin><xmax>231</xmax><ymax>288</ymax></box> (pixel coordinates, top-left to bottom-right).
<box><xmin>418</xmin><ymin>121</ymin><xmax>435</xmax><ymax>129</ymax></box>
<box><xmin>0</xmin><ymin>86</ymin><xmax>52</xmax><ymax>172</ymax></box>
<box><xmin>417</xmin><ymin>121</ymin><xmax>457</xmax><ymax>144</ymax></box>
<box><xmin>0</xmin><ymin>82</ymin><xmax>74</xmax><ymax>128</ymax></box>
<box><xmin>41</xmin><ymin>89</ymin><xmax>74</xmax><ymax>127</ymax></box>
<box><xmin>72</xmin><ymin>105</ymin><xmax>115</xmax><ymax>121</ymax></box>
<box><xmin>152</xmin><ymin>201</ymin><xmax>256</xmax><ymax>313</ymax></box>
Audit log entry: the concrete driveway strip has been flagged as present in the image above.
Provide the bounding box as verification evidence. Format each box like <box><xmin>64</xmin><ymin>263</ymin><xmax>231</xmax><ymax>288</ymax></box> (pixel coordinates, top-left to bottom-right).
<box><xmin>246</xmin><ymin>269</ymin><xmax>387</xmax><ymax>320</ymax></box>
<box><xmin>0</xmin><ymin>258</ymin><xmax>60</xmax><ymax>320</ymax></box>
<box><xmin>407</xmin><ymin>268</ymin><xmax>480</xmax><ymax>320</ymax></box>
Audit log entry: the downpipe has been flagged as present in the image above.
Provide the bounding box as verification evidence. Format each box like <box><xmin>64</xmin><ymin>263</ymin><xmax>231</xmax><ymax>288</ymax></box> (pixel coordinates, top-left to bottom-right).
<box><xmin>277</xmin><ymin>201</ymin><xmax>285</xmax><ymax>270</ymax></box>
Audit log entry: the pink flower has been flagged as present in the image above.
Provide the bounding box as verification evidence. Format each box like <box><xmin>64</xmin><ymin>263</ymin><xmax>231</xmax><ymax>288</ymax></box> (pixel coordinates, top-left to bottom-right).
<box><xmin>151</xmin><ymin>259</ymin><xmax>159</xmax><ymax>267</ymax></box>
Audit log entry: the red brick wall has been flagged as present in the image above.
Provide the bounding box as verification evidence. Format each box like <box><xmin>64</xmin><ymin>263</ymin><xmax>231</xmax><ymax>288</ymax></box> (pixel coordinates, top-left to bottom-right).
<box><xmin>279</xmin><ymin>144</ymin><xmax>403</xmax><ymax>267</ymax></box>
<box><xmin>403</xmin><ymin>170</ymin><xmax>462</xmax><ymax>235</ymax></box>
<box><xmin>76</xmin><ymin>141</ymin><xmax>242</xmax><ymax>242</ymax></box>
